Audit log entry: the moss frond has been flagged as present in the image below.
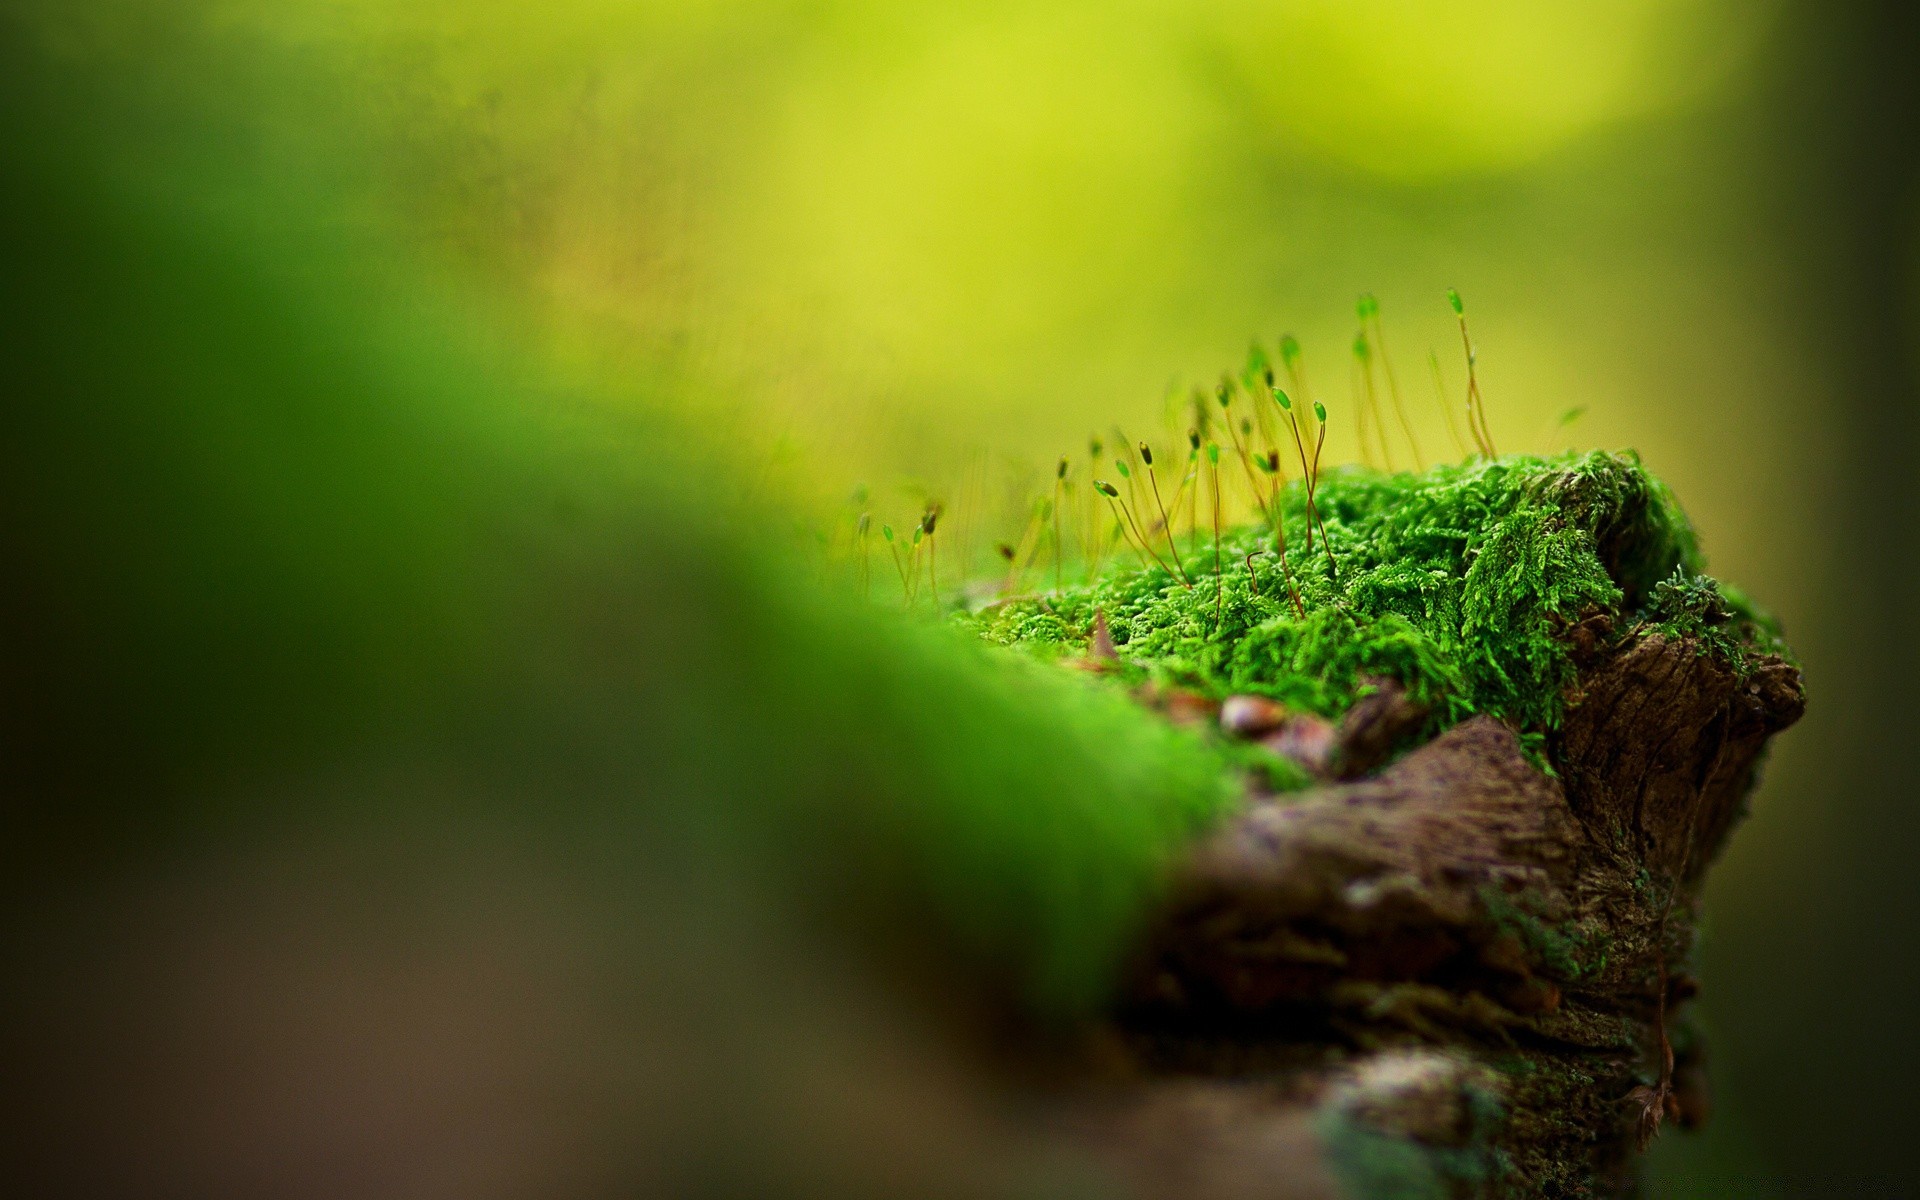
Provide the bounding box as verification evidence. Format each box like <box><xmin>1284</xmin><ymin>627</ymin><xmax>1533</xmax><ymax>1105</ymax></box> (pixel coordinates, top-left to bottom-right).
<box><xmin>962</xmin><ymin>451</ymin><xmax>1768</xmax><ymax>752</ymax></box>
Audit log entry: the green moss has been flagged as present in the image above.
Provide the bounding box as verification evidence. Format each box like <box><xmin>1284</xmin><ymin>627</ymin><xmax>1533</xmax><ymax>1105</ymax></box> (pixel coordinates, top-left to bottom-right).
<box><xmin>2</xmin><ymin>31</ymin><xmax>1246</xmax><ymax>1025</ymax></box>
<box><xmin>963</xmin><ymin>452</ymin><xmax>1776</xmax><ymax>755</ymax></box>
<box><xmin>1644</xmin><ymin>567</ymin><xmax>1795</xmax><ymax>678</ymax></box>
<box><xmin>1317</xmin><ymin>1075</ymin><xmax>1509</xmax><ymax>1200</ymax></box>
<box><xmin>1480</xmin><ymin>887</ymin><xmax>1604</xmax><ymax>983</ymax></box>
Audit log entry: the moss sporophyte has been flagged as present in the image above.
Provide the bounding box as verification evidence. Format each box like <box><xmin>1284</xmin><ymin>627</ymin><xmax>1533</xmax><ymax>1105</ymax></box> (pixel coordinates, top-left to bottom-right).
<box><xmin>959</xmin><ymin>449</ymin><xmax>1790</xmax><ymax>780</ymax></box>
<box><xmin>839</xmin><ymin>295</ymin><xmax>1787</xmax><ymax>789</ymax></box>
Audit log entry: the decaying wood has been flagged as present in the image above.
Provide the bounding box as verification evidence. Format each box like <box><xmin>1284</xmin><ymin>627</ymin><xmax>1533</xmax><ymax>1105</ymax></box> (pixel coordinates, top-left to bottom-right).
<box><xmin>1068</xmin><ymin>631</ymin><xmax>1803</xmax><ymax>1198</ymax></box>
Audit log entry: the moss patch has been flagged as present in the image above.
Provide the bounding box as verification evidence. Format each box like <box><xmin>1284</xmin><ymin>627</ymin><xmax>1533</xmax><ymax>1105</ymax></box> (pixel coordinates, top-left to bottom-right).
<box><xmin>962</xmin><ymin>451</ymin><xmax>1782</xmax><ymax>769</ymax></box>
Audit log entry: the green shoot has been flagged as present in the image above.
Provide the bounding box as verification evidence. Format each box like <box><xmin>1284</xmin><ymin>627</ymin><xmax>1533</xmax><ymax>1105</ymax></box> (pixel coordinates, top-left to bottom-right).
<box><xmin>1216</xmin><ymin>376</ymin><xmax>1267</xmax><ymax>518</ymax></box>
<box><xmin>1095</xmin><ymin>478</ymin><xmax>1172</xmax><ymax>580</ymax></box>
<box><xmin>1271</xmin><ymin>384</ymin><xmax>1322</xmax><ymax>555</ymax></box>
<box><xmin>882</xmin><ymin>522</ymin><xmax>911</xmax><ymax>603</ymax></box>
<box><xmin>1240</xmin><ymin>339</ymin><xmax>1271</xmax><ymax>394</ymax></box>
<box><xmin>850</xmin><ymin>300</ymin><xmax>1516</xmax><ymax>604</ymax></box>
<box><xmin>923</xmin><ymin>503</ymin><xmax>943</xmax><ymax>607</ymax></box>
<box><xmin>1254</xmin><ymin>447</ymin><xmax>1281</xmax><ymax>519</ymax></box>
<box><xmin>1094</xmin><ymin>480</ymin><xmax>1141</xmax><ymax>572</ymax></box>
<box><xmin>1312</xmin><ymin>400</ymin><xmax>1338</xmax><ymax>581</ymax></box>
<box><xmin>1139</xmin><ymin>441</ymin><xmax>1193</xmax><ymax>585</ymax></box>
<box><xmin>999</xmin><ymin>493</ymin><xmax>1050</xmax><ymax>596</ymax></box>
<box><xmin>1247</xmin><ymin>345</ymin><xmax>1282</xmax><ymax>463</ymax></box>
<box><xmin>1179</xmin><ymin>427</ymin><xmax>1201</xmax><ymax>556</ymax></box>
<box><xmin>1086</xmin><ymin>435</ymin><xmax>1107</xmax><ymax>580</ymax></box>
<box><xmin>1207</xmin><ymin>442</ymin><xmax>1223</xmax><ymax>623</ymax></box>
<box><xmin>1362</xmin><ymin>294</ymin><xmax>1423</xmax><ymax>471</ymax></box>
<box><xmin>857</xmin><ymin>511</ymin><xmax>872</xmax><ymax>599</ymax></box>
<box><xmin>1258</xmin><ymin>365</ymin><xmax>1288</xmax><ymax>482</ymax></box>
<box><xmin>1113</xmin><ymin>428</ymin><xmax>1149</xmax><ymax>515</ymax></box>
<box><xmin>1114</xmin><ymin>454</ymin><xmax>1146</xmax><ymax>535</ymax></box>
<box><xmin>1449</xmin><ymin>287</ymin><xmax>1497</xmax><ymax>457</ymax></box>
<box><xmin>1053</xmin><ymin>456</ymin><xmax>1068</xmax><ymax>590</ymax></box>
<box><xmin>1256</xmin><ymin>447</ymin><xmax>1305</xmax><ymax>618</ymax></box>
<box><xmin>1428</xmin><ymin>348</ymin><xmax>1471</xmax><ymax>460</ymax></box>
<box><xmin>1540</xmin><ymin>405</ymin><xmax>1588</xmax><ymax>453</ymax></box>
<box><xmin>1189</xmin><ymin>384</ymin><xmax>1213</xmax><ymax>446</ymax></box>
<box><xmin>1353</xmin><ymin>326</ymin><xmax>1393</xmax><ymax>471</ymax></box>
<box><xmin>908</xmin><ymin>523</ymin><xmax>924</xmax><ymax>604</ymax></box>
<box><xmin>1279</xmin><ymin>333</ymin><xmax>1319</xmax><ymax>453</ymax></box>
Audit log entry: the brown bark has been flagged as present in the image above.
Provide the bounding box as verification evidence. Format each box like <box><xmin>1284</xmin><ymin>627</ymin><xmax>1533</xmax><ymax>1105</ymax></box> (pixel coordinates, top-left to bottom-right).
<box><xmin>1066</xmin><ymin>631</ymin><xmax>1803</xmax><ymax>1198</ymax></box>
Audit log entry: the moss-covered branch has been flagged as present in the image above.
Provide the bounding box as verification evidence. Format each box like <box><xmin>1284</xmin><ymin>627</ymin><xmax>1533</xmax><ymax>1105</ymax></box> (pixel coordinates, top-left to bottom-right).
<box><xmin>954</xmin><ymin>454</ymin><xmax>1804</xmax><ymax>1198</ymax></box>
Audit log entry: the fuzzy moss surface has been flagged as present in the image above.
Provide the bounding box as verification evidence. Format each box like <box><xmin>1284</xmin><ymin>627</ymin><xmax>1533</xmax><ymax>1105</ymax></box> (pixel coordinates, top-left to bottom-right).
<box><xmin>4</xmin><ymin>29</ymin><xmax>1243</xmax><ymax>1024</ymax></box>
<box><xmin>963</xmin><ymin>452</ymin><xmax>1788</xmax><ymax>766</ymax></box>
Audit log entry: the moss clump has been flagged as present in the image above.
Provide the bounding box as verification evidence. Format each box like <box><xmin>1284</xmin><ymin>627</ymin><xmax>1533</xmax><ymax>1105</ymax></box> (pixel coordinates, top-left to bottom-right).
<box><xmin>1479</xmin><ymin>886</ymin><xmax>1606</xmax><ymax>983</ymax></box>
<box><xmin>963</xmin><ymin>451</ymin><xmax>1780</xmax><ymax>760</ymax></box>
<box><xmin>1643</xmin><ymin>567</ymin><xmax>1795</xmax><ymax>677</ymax></box>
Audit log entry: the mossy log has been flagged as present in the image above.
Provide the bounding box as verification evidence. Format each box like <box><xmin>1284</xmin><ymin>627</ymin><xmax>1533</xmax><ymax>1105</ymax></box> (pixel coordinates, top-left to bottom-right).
<box><xmin>1058</xmin><ymin>624</ymin><xmax>1802</xmax><ymax>1198</ymax></box>
<box><xmin>956</xmin><ymin>447</ymin><xmax>1804</xmax><ymax>1196</ymax></box>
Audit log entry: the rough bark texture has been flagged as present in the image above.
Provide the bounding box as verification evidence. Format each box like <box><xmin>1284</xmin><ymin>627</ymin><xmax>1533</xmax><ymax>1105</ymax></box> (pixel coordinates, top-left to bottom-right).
<box><xmin>1067</xmin><ymin>633</ymin><xmax>1803</xmax><ymax>1198</ymax></box>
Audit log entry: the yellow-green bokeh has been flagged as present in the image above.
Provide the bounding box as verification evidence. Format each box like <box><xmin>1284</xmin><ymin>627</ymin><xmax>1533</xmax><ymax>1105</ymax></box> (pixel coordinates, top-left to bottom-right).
<box><xmin>197</xmin><ymin>2</ymin><xmax>1788</xmax><ymax>512</ymax></box>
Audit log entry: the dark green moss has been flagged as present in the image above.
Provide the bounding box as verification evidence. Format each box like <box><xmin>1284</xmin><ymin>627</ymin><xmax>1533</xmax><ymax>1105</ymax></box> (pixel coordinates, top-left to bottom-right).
<box><xmin>1479</xmin><ymin>886</ymin><xmax>1605</xmax><ymax>983</ymax></box>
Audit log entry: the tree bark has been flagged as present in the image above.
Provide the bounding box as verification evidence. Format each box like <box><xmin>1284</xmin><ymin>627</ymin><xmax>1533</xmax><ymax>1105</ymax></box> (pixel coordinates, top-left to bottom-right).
<box><xmin>1065</xmin><ymin>632</ymin><xmax>1803</xmax><ymax>1198</ymax></box>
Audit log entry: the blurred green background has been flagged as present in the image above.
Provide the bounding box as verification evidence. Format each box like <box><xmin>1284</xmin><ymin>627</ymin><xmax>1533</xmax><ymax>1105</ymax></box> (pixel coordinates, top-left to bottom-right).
<box><xmin>16</xmin><ymin>0</ymin><xmax>1919</xmax><ymax>1192</ymax></box>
